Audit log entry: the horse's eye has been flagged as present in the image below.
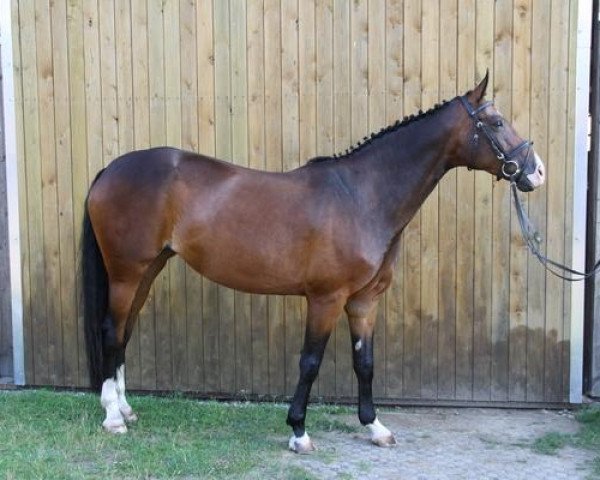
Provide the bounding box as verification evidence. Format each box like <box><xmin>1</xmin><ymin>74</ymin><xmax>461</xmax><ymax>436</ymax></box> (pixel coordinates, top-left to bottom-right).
<box><xmin>495</xmin><ymin>120</ymin><xmax>503</xmax><ymax>128</ymax></box>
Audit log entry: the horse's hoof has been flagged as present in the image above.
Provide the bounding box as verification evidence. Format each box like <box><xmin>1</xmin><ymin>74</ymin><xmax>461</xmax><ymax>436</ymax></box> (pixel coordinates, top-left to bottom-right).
<box><xmin>121</xmin><ymin>409</ymin><xmax>138</xmax><ymax>423</ymax></box>
<box><xmin>288</xmin><ymin>433</ymin><xmax>316</xmax><ymax>454</ymax></box>
<box><xmin>371</xmin><ymin>433</ymin><xmax>397</xmax><ymax>448</ymax></box>
<box><xmin>368</xmin><ymin>418</ymin><xmax>396</xmax><ymax>447</ymax></box>
<box><xmin>103</xmin><ymin>421</ymin><xmax>128</xmax><ymax>434</ymax></box>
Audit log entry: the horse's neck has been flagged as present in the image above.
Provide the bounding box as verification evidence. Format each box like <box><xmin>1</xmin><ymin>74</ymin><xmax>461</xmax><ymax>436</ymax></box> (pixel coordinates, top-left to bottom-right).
<box><xmin>344</xmin><ymin>116</ymin><xmax>455</xmax><ymax>232</ymax></box>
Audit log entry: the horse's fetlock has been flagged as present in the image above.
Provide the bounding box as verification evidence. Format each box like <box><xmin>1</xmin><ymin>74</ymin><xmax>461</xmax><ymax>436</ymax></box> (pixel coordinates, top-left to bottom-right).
<box><xmin>287</xmin><ymin>408</ymin><xmax>305</xmax><ymax>427</ymax></box>
<box><xmin>358</xmin><ymin>408</ymin><xmax>376</xmax><ymax>426</ymax></box>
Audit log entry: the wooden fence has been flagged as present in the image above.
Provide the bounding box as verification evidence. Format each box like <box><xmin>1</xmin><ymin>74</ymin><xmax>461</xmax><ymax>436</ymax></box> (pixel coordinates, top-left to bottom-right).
<box><xmin>9</xmin><ymin>0</ymin><xmax>578</xmax><ymax>404</ymax></box>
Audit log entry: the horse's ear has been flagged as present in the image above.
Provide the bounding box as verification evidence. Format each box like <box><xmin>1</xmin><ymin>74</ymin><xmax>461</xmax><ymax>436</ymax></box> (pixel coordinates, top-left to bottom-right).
<box><xmin>471</xmin><ymin>70</ymin><xmax>489</xmax><ymax>102</ymax></box>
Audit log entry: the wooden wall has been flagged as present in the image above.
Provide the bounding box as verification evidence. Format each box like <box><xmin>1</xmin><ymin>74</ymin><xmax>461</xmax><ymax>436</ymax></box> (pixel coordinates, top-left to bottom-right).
<box><xmin>9</xmin><ymin>0</ymin><xmax>578</xmax><ymax>404</ymax></box>
<box><xmin>0</xmin><ymin>40</ymin><xmax>12</xmax><ymax>380</ymax></box>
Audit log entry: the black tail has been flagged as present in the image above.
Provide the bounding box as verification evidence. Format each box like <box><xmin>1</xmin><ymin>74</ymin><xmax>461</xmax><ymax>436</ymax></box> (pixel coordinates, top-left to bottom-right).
<box><xmin>81</xmin><ymin>169</ymin><xmax>108</xmax><ymax>391</ymax></box>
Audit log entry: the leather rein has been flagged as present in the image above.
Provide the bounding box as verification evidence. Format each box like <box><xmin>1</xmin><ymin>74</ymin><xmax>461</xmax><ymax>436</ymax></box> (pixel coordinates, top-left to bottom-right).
<box><xmin>461</xmin><ymin>95</ymin><xmax>598</xmax><ymax>282</ymax></box>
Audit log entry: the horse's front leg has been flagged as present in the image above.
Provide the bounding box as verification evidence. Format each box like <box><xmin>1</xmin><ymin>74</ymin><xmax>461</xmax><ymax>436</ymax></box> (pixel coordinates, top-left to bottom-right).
<box><xmin>287</xmin><ymin>295</ymin><xmax>344</xmax><ymax>453</ymax></box>
<box><xmin>346</xmin><ymin>300</ymin><xmax>396</xmax><ymax>447</ymax></box>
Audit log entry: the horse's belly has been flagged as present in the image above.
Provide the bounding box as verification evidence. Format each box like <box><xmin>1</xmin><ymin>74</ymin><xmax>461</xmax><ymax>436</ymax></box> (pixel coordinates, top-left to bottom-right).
<box><xmin>177</xmin><ymin>238</ymin><xmax>306</xmax><ymax>295</ymax></box>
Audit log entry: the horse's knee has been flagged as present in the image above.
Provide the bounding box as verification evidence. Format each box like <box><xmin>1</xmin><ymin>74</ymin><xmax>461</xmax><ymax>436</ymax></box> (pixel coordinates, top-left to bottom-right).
<box><xmin>299</xmin><ymin>352</ymin><xmax>322</xmax><ymax>382</ymax></box>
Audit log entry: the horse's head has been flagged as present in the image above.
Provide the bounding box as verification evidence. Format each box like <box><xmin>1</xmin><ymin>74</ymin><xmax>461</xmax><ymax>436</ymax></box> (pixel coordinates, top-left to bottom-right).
<box><xmin>457</xmin><ymin>72</ymin><xmax>545</xmax><ymax>192</ymax></box>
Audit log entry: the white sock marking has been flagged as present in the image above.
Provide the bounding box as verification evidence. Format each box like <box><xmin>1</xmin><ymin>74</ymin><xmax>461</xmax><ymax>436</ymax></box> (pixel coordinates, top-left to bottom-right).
<box><xmin>101</xmin><ymin>378</ymin><xmax>126</xmax><ymax>431</ymax></box>
<box><xmin>115</xmin><ymin>365</ymin><xmax>135</xmax><ymax>419</ymax></box>
<box><xmin>355</xmin><ymin>339</ymin><xmax>362</xmax><ymax>351</ymax></box>
<box><xmin>367</xmin><ymin>417</ymin><xmax>392</xmax><ymax>441</ymax></box>
<box><xmin>288</xmin><ymin>432</ymin><xmax>313</xmax><ymax>452</ymax></box>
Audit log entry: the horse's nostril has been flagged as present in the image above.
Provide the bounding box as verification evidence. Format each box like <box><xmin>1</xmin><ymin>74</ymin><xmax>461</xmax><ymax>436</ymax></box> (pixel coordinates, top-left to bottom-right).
<box><xmin>538</xmin><ymin>165</ymin><xmax>544</xmax><ymax>177</ymax></box>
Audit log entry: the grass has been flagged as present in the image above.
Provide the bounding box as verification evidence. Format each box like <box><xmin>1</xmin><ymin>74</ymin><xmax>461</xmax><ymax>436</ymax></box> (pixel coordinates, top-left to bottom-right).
<box><xmin>0</xmin><ymin>390</ymin><xmax>354</xmax><ymax>479</ymax></box>
<box><xmin>532</xmin><ymin>405</ymin><xmax>600</xmax><ymax>477</ymax></box>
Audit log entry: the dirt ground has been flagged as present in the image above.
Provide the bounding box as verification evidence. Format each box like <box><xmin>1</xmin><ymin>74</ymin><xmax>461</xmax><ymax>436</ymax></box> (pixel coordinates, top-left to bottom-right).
<box><xmin>277</xmin><ymin>408</ymin><xmax>595</xmax><ymax>480</ymax></box>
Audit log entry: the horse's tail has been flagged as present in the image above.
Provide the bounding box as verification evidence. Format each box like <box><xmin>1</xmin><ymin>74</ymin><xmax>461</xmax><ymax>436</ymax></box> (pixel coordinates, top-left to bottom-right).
<box><xmin>81</xmin><ymin>169</ymin><xmax>108</xmax><ymax>391</ymax></box>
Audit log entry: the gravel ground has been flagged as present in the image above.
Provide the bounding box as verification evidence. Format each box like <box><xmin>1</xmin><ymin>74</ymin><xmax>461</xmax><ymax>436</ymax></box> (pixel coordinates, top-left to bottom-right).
<box><xmin>276</xmin><ymin>408</ymin><xmax>595</xmax><ymax>480</ymax></box>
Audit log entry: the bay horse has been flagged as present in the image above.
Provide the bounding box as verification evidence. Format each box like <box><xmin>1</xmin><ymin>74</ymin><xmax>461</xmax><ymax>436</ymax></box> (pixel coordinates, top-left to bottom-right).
<box><xmin>82</xmin><ymin>73</ymin><xmax>545</xmax><ymax>452</ymax></box>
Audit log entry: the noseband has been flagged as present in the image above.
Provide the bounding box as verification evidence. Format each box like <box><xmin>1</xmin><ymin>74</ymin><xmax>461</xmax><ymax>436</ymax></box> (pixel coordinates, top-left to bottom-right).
<box><xmin>460</xmin><ymin>96</ymin><xmax>533</xmax><ymax>181</ymax></box>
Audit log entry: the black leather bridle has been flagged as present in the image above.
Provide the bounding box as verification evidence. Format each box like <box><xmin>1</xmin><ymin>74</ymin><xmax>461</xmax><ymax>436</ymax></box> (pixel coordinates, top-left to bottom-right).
<box><xmin>460</xmin><ymin>95</ymin><xmax>533</xmax><ymax>181</ymax></box>
<box><xmin>460</xmin><ymin>95</ymin><xmax>600</xmax><ymax>281</ymax></box>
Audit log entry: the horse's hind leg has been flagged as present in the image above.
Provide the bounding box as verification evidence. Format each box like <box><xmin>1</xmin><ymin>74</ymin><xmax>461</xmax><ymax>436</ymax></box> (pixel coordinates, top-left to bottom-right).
<box><xmin>345</xmin><ymin>299</ymin><xmax>396</xmax><ymax>447</ymax></box>
<box><xmin>101</xmin><ymin>250</ymin><xmax>174</xmax><ymax>433</ymax></box>
<box><xmin>100</xmin><ymin>278</ymin><xmax>141</xmax><ymax>433</ymax></box>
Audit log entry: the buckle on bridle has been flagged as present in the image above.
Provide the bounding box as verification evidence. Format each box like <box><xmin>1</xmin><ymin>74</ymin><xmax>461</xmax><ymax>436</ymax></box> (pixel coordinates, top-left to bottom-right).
<box><xmin>501</xmin><ymin>159</ymin><xmax>520</xmax><ymax>179</ymax></box>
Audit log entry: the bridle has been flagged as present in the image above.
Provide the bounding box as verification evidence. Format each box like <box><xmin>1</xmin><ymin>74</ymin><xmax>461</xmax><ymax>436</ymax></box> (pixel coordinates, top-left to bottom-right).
<box><xmin>459</xmin><ymin>95</ymin><xmax>533</xmax><ymax>181</ymax></box>
<box><xmin>460</xmin><ymin>94</ymin><xmax>600</xmax><ymax>282</ymax></box>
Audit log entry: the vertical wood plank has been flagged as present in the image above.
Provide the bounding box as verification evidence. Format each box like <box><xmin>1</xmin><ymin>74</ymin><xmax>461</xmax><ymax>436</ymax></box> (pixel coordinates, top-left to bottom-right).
<box><xmin>341</xmin><ymin>0</ymin><xmax>368</xmax><ymax>398</ymax></box>
<box><xmin>545</xmin><ymin>0</ymin><xmax>569</xmax><ymax>402</ymax></box>
<box><xmin>455</xmin><ymin>0</ymin><xmax>475</xmax><ymax>401</ymax></box>
<box><xmin>437</xmin><ymin>0</ymin><xmax>458</xmax><ymax>400</ymax></box>
<box><xmin>196</xmin><ymin>0</ymin><xmax>221</xmax><ymax>392</ymax></box>
<box><xmin>11</xmin><ymin>0</ymin><xmax>34</xmax><ymax>385</ymax></box>
<box><xmin>331</xmin><ymin>0</ymin><xmax>350</xmax><ymax>398</ymax></box>
<box><xmin>562</xmin><ymin>0</ymin><xmax>578</xmax><ymax>403</ymax></box>
<box><xmin>98</xmin><ymin>0</ymin><xmax>118</xmax><ymax>166</ymax></box>
<box><xmin>213</xmin><ymin>0</ymin><xmax>234</xmax><ymax>394</ymax></box>
<box><xmin>473</xmin><ymin>6</ymin><xmax>495</xmax><ymax>403</ymax></box>
<box><xmin>488</xmin><ymin>0</ymin><xmax>513</xmax><ymax>402</ymax></box>
<box><xmin>180</xmin><ymin>0</ymin><xmax>201</xmax><ymax>392</ymax></box>
<box><xmin>0</xmin><ymin>59</ymin><xmax>11</xmax><ymax>378</ymax></box>
<box><xmin>39</xmin><ymin>0</ymin><xmax>65</xmax><ymax>386</ymax></box>
<box><xmin>131</xmin><ymin>0</ymin><xmax>156</xmax><ymax>390</ymax></box>
<box><xmin>83</xmin><ymin>0</ymin><xmax>103</xmax><ymax>185</ymax></box>
<box><xmin>263</xmin><ymin>0</ymin><xmax>284</xmax><ymax>395</ymax></box>
<box><xmin>315</xmin><ymin>0</ymin><xmax>335</xmax><ymax>397</ymax></box>
<box><xmin>163</xmin><ymin>0</ymin><xmax>187</xmax><ymax>391</ymax></box>
<box><xmin>298</xmin><ymin>0</ymin><xmax>315</xmax><ymax>396</ymax></box>
<box><xmin>246</xmin><ymin>0</ymin><xmax>268</xmax><ymax>395</ymax></box>
<box><xmin>508</xmin><ymin>0</ymin><xmax>531</xmax><ymax>402</ymax></box>
<box><xmin>51</xmin><ymin>0</ymin><xmax>77</xmax><ymax>386</ymax></box>
<box><xmin>402</xmin><ymin>0</ymin><xmax>422</xmax><ymax>399</ymax></box>
<box><xmin>526</xmin><ymin>0</ymin><xmax>550</xmax><ymax>402</ymax></box>
<box><xmin>368</xmin><ymin>0</ymin><xmax>386</xmax><ymax>398</ymax></box>
<box><xmin>473</xmin><ymin>0</ymin><xmax>495</xmax><ymax>403</ymax></box>
<box><xmin>230</xmin><ymin>0</ymin><xmax>252</xmax><ymax>395</ymax></box>
<box><xmin>281</xmin><ymin>0</ymin><xmax>302</xmax><ymax>397</ymax></box>
<box><xmin>197</xmin><ymin>0</ymin><xmax>217</xmax><ymax>393</ymax></box>
<box><xmin>420</xmin><ymin>0</ymin><xmax>439</xmax><ymax>400</ymax></box>
<box><xmin>114</xmin><ymin>0</ymin><xmax>139</xmax><ymax>390</ymax></box>
<box><xmin>384</xmin><ymin>0</ymin><xmax>404</xmax><ymax>399</ymax></box>
<box><xmin>147</xmin><ymin>0</ymin><xmax>171</xmax><ymax>391</ymax></box>
<box><xmin>67</xmin><ymin>0</ymin><xmax>89</xmax><ymax>386</ymax></box>
<box><xmin>36</xmin><ymin>0</ymin><xmax>60</xmax><ymax>385</ymax></box>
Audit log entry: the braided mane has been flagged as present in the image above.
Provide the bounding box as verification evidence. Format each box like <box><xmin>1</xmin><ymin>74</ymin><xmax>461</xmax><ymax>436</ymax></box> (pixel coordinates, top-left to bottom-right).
<box><xmin>306</xmin><ymin>99</ymin><xmax>452</xmax><ymax>164</ymax></box>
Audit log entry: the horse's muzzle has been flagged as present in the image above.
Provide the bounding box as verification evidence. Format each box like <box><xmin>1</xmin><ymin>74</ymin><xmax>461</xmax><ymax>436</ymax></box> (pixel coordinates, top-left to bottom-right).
<box><xmin>516</xmin><ymin>152</ymin><xmax>545</xmax><ymax>192</ymax></box>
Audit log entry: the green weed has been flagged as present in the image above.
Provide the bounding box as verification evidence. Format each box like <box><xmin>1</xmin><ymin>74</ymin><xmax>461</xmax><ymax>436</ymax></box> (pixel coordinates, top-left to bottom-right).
<box><xmin>532</xmin><ymin>431</ymin><xmax>569</xmax><ymax>455</ymax></box>
<box><xmin>531</xmin><ymin>405</ymin><xmax>600</xmax><ymax>477</ymax></box>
